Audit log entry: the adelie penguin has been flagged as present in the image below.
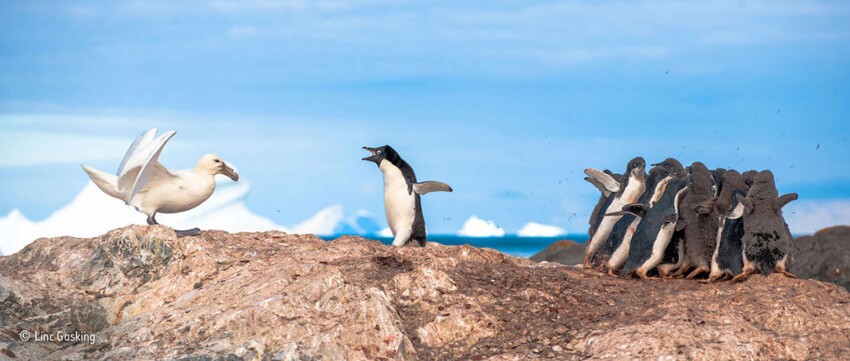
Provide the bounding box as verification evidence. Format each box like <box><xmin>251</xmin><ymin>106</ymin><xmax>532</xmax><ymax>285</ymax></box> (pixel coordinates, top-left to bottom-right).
<box><xmin>584</xmin><ymin>169</ymin><xmax>622</xmax><ymax>240</ymax></box>
<box><xmin>363</xmin><ymin>145</ymin><xmax>453</xmax><ymax>247</ymax></box>
<box><xmin>732</xmin><ymin>170</ymin><xmax>798</xmax><ymax>282</ymax></box>
<box><xmin>617</xmin><ymin>176</ymin><xmax>688</xmax><ymax>279</ymax></box>
<box><xmin>583</xmin><ymin>157</ymin><xmax>646</xmax><ymax>268</ymax></box>
<box><xmin>596</xmin><ymin>163</ymin><xmax>674</xmax><ymax>274</ymax></box>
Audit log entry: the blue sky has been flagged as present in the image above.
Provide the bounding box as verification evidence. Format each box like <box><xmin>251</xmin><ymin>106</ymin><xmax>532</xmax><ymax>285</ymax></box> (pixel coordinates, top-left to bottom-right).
<box><xmin>1</xmin><ymin>0</ymin><xmax>849</xmax><ymax>234</ymax></box>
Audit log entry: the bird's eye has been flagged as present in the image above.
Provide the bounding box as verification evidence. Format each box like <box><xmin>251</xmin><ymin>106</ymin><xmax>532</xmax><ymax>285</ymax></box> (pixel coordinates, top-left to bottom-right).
<box><xmin>214</xmin><ymin>159</ymin><xmax>221</xmax><ymax>163</ymax></box>
<box><xmin>377</xmin><ymin>150</ymin><xmax>382</xmax><ymax>155</ymax></box>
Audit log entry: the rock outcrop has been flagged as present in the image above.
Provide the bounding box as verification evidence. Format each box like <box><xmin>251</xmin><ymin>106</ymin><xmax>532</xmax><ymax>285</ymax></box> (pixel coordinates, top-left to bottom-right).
<box><xmin>792</xmin><ymin>225</ymin><xmax>850</xmax><ymax>291</ymax></box>
<box><xmin>529</xmin><ymin>240</ymin><xmax>584</xmax><ymax>266</ymax></box>
<box><xmin>1</xmin><ymin>226</ymin><xmax>849</xmax><ymax>360</ymax></box>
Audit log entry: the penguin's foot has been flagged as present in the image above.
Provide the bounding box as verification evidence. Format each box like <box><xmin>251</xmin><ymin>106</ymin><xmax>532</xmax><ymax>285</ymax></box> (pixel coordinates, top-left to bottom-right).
<box><xmin>607</xmin><ymin>268</ymin><xmax>619</xmax><ymax>277</ymax></box>
<box><xmin>732</xmin><ymin>273</ymin><xmax>750</xmax><ymax>282</ymax></box>
<box><xmin>582</xmin><ymin>256</ymin><xmax>593</xmax><ymax>268</ymax></box>
<box><xmin>686</xmin><ymin>266</ymin><xmax>709</xmax><ymax>280</ymax></box>
<box><xmin>671</xmin><ymin>267</ymin><xmax>689</xmax><ymax>278</ymax></box>
<box><xmin>175</xmin><ymin>228</ymin><xmax>201</xmax><ymax>238</ymax></box>
<box><xmin>657</xmin><ymin>267</ymin><xmax>673</xmax><ymax>279</ymax></box>
<box><xmin>778</xmin><ymin>270</ymin><xmax>797</xmax><ymax>279</ymax></box>
<box><xmin>635</xmin><ymin>269</ymin><xmax>650</xmax><ymax>280</ymax></box>
<box><xmin>733</xmin><ymin>268</ymin><xmax>756</xmax><ymax>283</ymax></box>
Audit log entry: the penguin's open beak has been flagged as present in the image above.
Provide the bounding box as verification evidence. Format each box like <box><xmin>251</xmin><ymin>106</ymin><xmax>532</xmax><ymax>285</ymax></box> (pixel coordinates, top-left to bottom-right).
<box><xmin>220</xmin><ymin>162</ymin><xmax>239</xmax><ymax>181</ymax></box>
<box><xmin>362</xmin><ymin>146</ymin><xmax>381</xmax><ymax>164</ymax></box>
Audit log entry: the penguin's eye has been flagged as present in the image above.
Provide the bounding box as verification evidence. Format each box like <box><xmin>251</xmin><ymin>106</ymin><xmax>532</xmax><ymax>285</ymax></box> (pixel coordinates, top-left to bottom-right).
<box><xmin>377</xmin><ymin>150</ymin><xmax>382</xmax><ymax>155</ymax></box>
<box><xmin>214</xmin><ymin>159</ymin><xmax>221</xmax><ymax>163</ymax></box>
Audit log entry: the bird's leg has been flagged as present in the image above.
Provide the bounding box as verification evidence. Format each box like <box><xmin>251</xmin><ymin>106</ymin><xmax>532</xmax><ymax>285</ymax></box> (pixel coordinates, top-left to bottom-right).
<box><xmin>147</xmin><ymin>213</ymin><xmax>158</xmax><ymax>225</ymax></box>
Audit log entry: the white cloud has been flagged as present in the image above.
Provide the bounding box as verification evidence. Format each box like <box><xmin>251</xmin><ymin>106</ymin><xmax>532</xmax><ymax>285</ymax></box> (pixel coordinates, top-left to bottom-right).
<box><xmin>517</xmin><ymin>222</ymin><xmax>566</xmax><ymax>237</ymax></box>
<box><xmin>784</xmin><ymin>199</ymin><xmax>850</xmax><ymax>235</ymax></box>
<box><xmin>457</xmin><ymin>215</ymin><xmax>505</xmax><ymax>237</ymax></box>
<box><xmin>377</xmin><ymin>227</ymin><xmax>393</xmax><ymax>237</ymax></box>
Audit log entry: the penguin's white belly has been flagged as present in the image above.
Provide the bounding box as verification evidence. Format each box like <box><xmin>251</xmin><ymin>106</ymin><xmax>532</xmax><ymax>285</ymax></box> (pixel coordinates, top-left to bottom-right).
<box><xmin>380</xmin><ymin>162</ymin><xmax>416</xmax><ymax>236</ymax></box>
<box><xmin>384</xmin><ymin>183</ymin><xmax>415</xmax><ymax>235</ymax></box>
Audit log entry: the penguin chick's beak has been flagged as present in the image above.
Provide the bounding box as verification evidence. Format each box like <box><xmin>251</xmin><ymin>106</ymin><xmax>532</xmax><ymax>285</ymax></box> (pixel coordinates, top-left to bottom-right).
<box><xmin>362</xmin><ymin>146</ymin><xmax>381</xmax><ymax>164</ymax></box>
<box><xmin>220</xmin><ymin>162</ymin><xmax>239</xmax><ymax>181</ymax></box>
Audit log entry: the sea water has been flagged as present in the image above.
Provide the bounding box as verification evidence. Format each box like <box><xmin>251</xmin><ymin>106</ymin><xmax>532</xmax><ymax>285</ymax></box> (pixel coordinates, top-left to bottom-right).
<box><xmin>321</xmin><ymin>234</ymin><xmax>590</xmax><ymax>258</ymax></box>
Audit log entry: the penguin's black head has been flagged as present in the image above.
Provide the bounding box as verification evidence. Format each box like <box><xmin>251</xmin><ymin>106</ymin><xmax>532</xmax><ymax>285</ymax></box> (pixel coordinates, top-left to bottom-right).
<box><xmin>625</xmin><ymin>156</ymin><xmax>646</xmax><ymax>177</ymax></box>
<box><xmin>652</xmin><ymin>158</ymin><xmax>688</xmax><ymax>179</ymax></box>
<box><xmin>362</xmin><ymin>145</ymin><xmax>400</xmax><ymax>166</ymax></box>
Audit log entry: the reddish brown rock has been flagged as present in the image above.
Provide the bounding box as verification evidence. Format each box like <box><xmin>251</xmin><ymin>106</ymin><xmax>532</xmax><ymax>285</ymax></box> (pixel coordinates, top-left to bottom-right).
<box><xmin>530</xmin><ymin>239</ymin><xmax>585</xmax><ymax>266</ymax></box>
<box><xmin>792</xmin><ymin>225</ymin><xmax>850</xmax><ymax>291</ymax></box>
<box><xmin>1</xmin><ymin>226</ymin><xmax>849</xmax><ymax>360</ymax></box>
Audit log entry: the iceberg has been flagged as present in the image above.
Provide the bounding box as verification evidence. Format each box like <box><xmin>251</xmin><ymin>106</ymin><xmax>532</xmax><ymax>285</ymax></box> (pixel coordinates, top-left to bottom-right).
<box><xmin>457</xmin><ymin>215</ymin><xmax>505</xmax><ymax>237</ymax></box>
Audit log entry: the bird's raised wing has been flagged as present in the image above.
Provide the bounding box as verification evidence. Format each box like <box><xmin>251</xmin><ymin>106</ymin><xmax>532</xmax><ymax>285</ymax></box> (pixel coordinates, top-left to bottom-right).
<box><xmin>413</xmin><ymin>181</ymin><xmax>453</xmax><ymax>195</ymax></box>
<box><xmin>117</xmin><ymin>130</ymin><xmax>177</xmax><ymax>203</ymax></box>
<box><xmin>584</xmin><ymin>168</ymin><xmax>620</xmax><ymax>194</ymax></box>
<box><xmin>116</xmin><ymin>128</ymin><xmax>158</xmax><ymax>176</ymax></box>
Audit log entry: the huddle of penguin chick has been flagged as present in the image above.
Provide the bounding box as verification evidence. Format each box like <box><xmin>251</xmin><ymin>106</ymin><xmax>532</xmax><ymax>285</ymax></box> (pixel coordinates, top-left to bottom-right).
<box><xmin>583</xmin><ymin>157</ymin><xmax>798</xmax><ymax>282</ymax></box>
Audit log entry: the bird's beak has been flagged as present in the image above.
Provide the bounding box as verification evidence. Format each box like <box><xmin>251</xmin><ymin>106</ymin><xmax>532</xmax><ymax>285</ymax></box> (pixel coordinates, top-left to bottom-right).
<box><xmin>362</xmin><ymin>146</ymin><xmax>381</xmax><ymax>163</ymax></box>
<box><xmin>220</xmin><ymin>162</ymin><xmax>239</xmax><ymax>181</ymax></box>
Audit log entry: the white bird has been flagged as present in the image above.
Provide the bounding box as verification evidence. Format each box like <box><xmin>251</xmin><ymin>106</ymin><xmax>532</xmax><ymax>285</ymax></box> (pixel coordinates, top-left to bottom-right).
<box><xmin>81</xmin><ymin>128</ymin><xmax>239</xmax><ymax>236</ymax></box>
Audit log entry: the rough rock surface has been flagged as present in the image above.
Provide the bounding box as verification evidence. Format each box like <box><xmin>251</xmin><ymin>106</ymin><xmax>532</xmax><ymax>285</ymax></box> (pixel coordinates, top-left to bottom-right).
<box><xmin>529</xmin><ymin>240</ymin><xmax>584</xmax><ymax>266</ymax></box>
<box><xmin>1</xmin><ymin>225</ymin><xmax>849</xmax><ymax>360</ymax></box>
<box><xmin>792</xmin><ymin>225</ymin><xmax>850</xmax><ymax>291</ymax></box>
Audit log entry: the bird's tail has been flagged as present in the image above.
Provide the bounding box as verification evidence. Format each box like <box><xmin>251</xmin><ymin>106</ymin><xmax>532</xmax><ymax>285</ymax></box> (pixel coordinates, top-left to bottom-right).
<box><xmin>81</xmin><ymin>165</ymin><xmax>124</xmax><ymax>200</ymax></box>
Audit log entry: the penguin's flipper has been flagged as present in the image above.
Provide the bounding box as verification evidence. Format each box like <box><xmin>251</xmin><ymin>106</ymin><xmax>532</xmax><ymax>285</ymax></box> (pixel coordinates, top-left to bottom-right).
<box><xmin>584</xmin><ymin>168</ymin><xmax>620</xmax><ymax>193</ymax></box>
<box><xmin>774</xmin><ymin>193</ymin><xmax>798</xmax><ymax>212</ymax></box>
<box><xmin>585</xmin><ymin>177</ymin><xmax>613</xmax><ymax>197</ymax></box>
<box><xmin>413</xmin><ymin>181</ymin><xmax>453</xmax><ymax>195</ymax></box>
<box><xmin>606</xmin><ymin>203</ymin><xmax>647</xmax><ymax>218</ymax></box>
<box><xmin>736</xmin><ymin>194</ymin><xmax>754</xmax><ymax>214</ymax></box>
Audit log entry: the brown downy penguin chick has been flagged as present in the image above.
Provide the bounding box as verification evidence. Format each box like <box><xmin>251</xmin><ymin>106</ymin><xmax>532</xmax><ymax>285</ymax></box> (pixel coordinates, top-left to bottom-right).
<box><xmin>583</xmin><ymin>157</ymin><xmax>646</xmax><ymax>268</ymax></box>
<box><xmin>742</xmin><ymin>170</ymin><xmax>758</xmax><ymax>188</ymax></box>
<box><xmin>673</xmin><ymin>162</ymin><xmax>720</xmax><ymax>279</ymax></box>
<box><xmin>733</xmin><ymin>170</ymin><xmax>799</xmax><ymax>282</ymax></box>
<box><xmin>703</xmin><ymin>170</ymin><xmax>749</xmax><ymax>283</ymax></box>
<box><xmin>585</xmin><ymin>169</ymin><xmax>621</xmax><ymax>239</ymax></box>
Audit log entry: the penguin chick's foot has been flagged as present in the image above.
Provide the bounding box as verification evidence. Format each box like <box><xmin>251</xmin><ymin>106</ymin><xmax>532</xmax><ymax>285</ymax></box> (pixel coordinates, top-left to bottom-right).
<box><xmin>733</xmin><ymin>269</ymin><xmax>756</xmax><ymax>283</ymax></box>
<box><xmin>582</xmin><ymin>256</ymin><xmax>593</xmax><ymax>269</ymax></box>
<box><xmin>175</xmin><ymin>228</ymin><xmax>201</xmax><ymax>238</ymax></box>
<box><xmin>686</xmin><ymin>266</ymin><xmax>710</xmax><ymax>279</ymax></box>
<box><xmin>778</xmin><ymin>270</ymin><xmax>798</xmax><ymax>279</ymax></box>
<box><xmin>635</xmin><ymin>269</ymin><xmax>651</xmax><ymax>280</ymax></box>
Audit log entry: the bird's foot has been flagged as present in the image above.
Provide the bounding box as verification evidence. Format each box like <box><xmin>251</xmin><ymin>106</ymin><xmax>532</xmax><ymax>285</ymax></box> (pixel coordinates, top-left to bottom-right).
<box><xmin>175</xmin><ymin>228</ymin><xmax>201</xmax><ymax>238</ymax></box>
<box><xmin>778</xmin><ymin>270</ymin><xmax>797</xmax><ymax>279</ymax></box>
